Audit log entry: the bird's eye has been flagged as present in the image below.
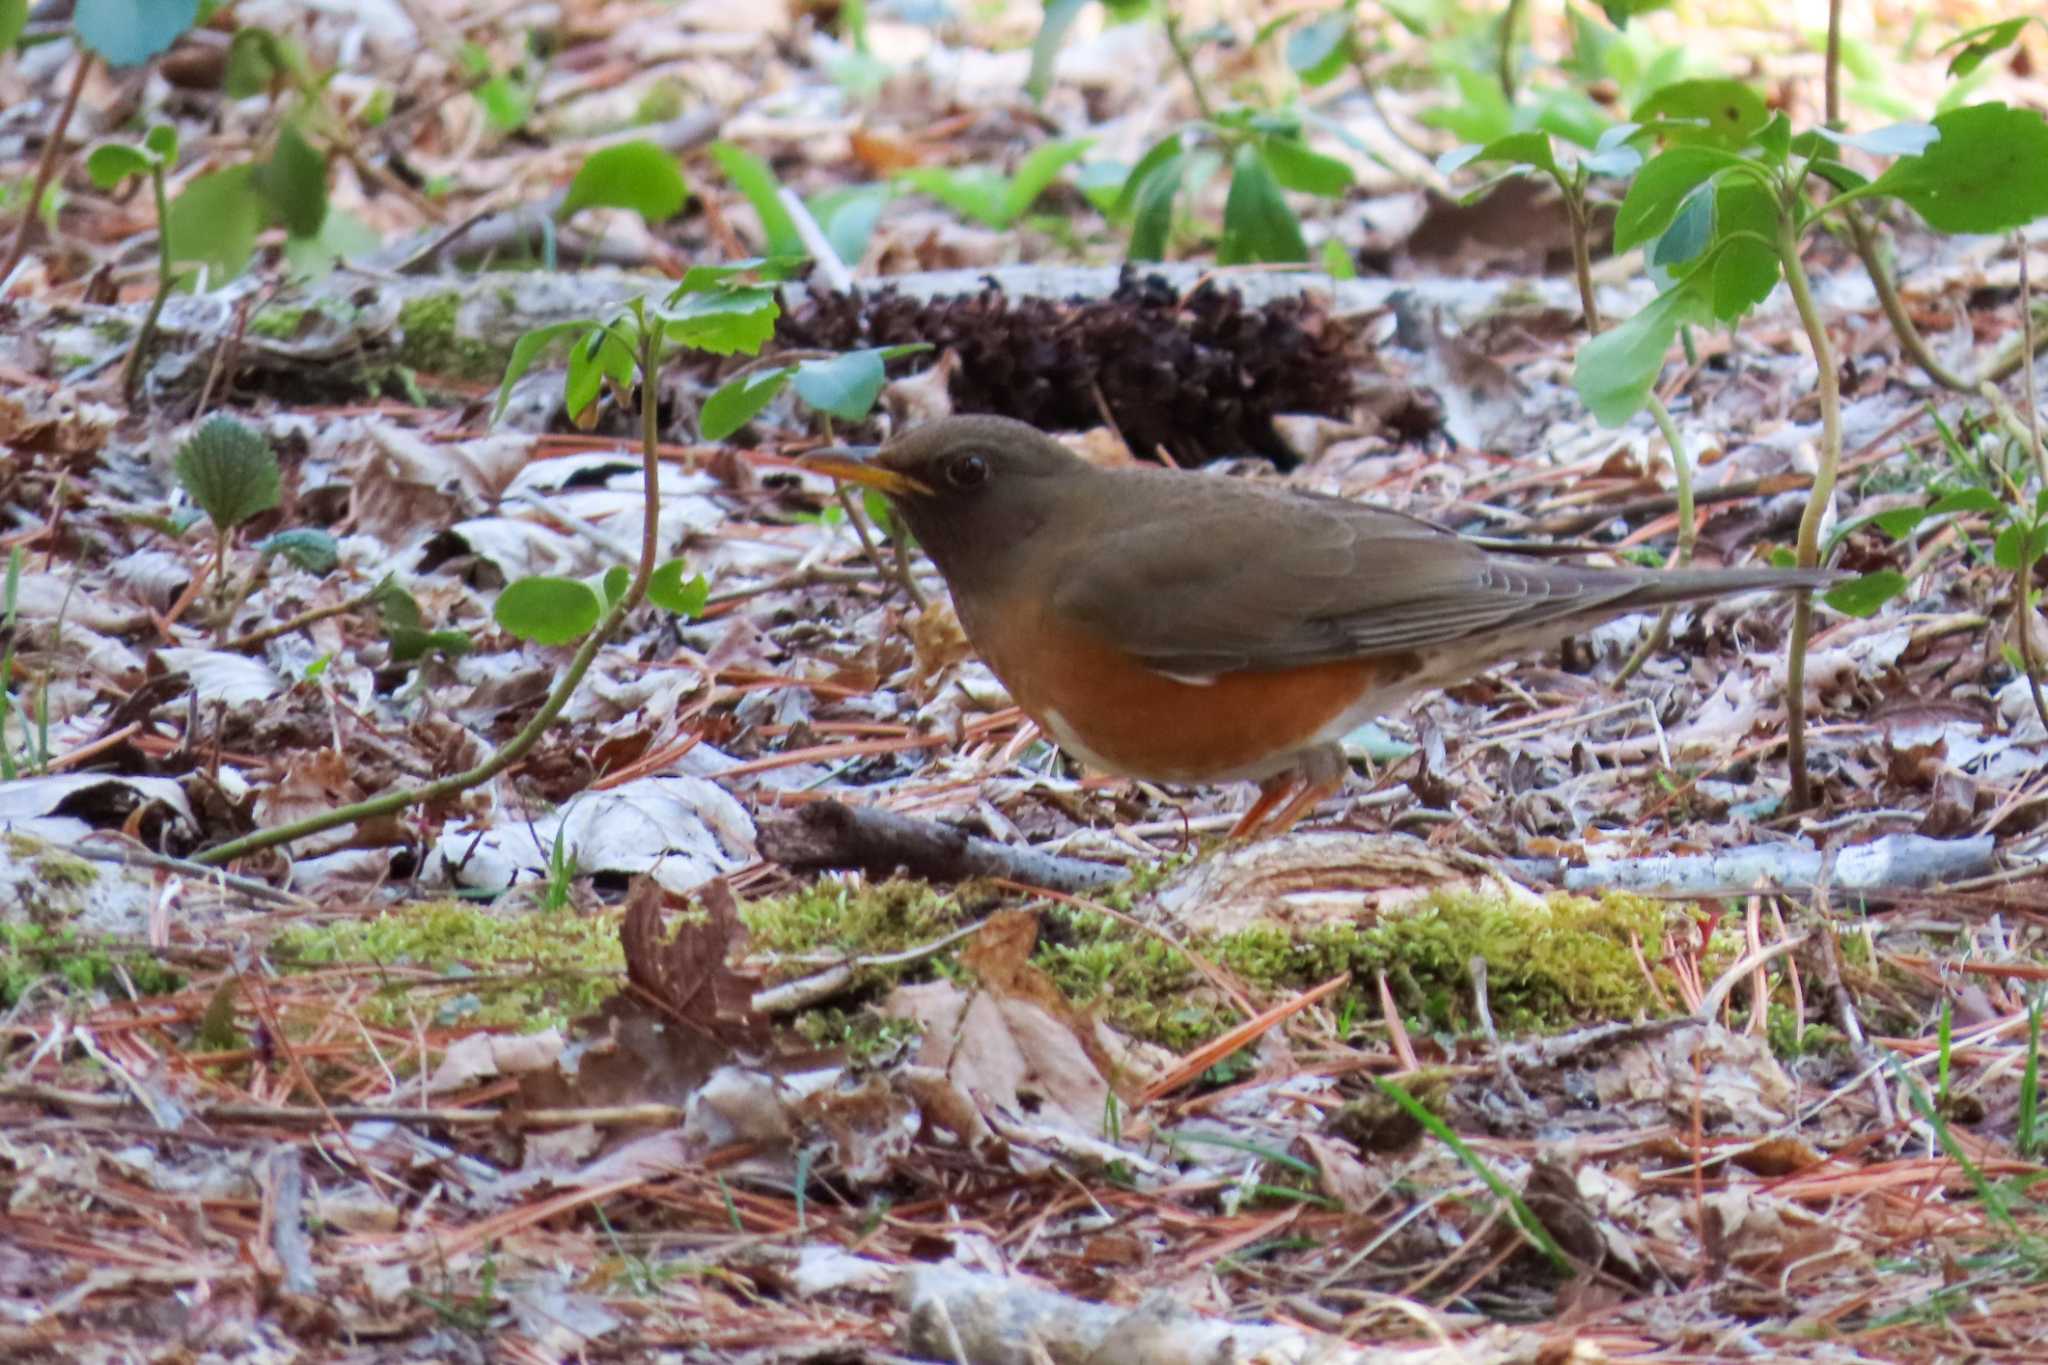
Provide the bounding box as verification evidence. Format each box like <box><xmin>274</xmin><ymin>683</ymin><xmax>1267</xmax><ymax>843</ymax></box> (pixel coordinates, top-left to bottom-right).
<box><xmin>947</xmin><ymin>453</ymin><xmax>990</xmax><ymax>489</ymax></box>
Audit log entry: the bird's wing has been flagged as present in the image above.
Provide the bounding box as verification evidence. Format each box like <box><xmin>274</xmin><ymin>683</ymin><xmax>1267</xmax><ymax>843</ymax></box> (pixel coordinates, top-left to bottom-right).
<box><xmin>1048</xmin><ymin>484</ymin><xmax>1637</xmax><ymax>677</ymax></box>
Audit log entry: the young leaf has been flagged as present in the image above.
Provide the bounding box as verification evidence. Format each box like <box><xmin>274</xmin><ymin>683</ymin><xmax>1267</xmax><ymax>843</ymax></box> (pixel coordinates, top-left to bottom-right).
<box><xmin>794</xmin><ymin>348</ymin><xmax>888</xmax><ymax>421</ymax></box>
<box><xmin>252</xmin><ymin>123</ymin><xmax>329</xmax><ymax>239</ymax></box>
<box><xmin>1938</xmin><ymin>18</ymin><xmax>2031</xmax><ymax>80</ymax></box>
<box><xmin>1026</xmin><ymin>0</ymin><xmax>1089</xmax><ymax>103</ymax></box>
<box><xmin>1437</xmin><ymin>131</ymin><xmax>1558</xmax><ymax>179</ymax></box>
<box><xmin>1863</xmin><ymin>104</ymin><xmax>2048</xmax><ymax>234</ymax></box>
<box><xmin>598</xmin><ymin>565</ymin><xmax>630</xmax><ymax>608</ymax></box>
<box><xmin>1000</xmin><ymin>137</ymin><xmax>1095</xmax><ymax>224</ymax></box>
<box><xmin>495</xmin><ymin>576</ymin><xmax>603</xmax><ymax>645</ymax></box>
<box><xmin>564</xmin><ymin>325</ymin><xmax>636</xmax><ymax>422</ymax></box>
<box><xmin>808</xmin><ymin>184</ymin><xmax>890</xmax><ymax>265</ymax></box>
<box><xmin>1259</xmin><ymin>136</ymin><xmax>1353</xmax><ymax>197</ymax></box>
<box><xmin>1825</xmin><ymin>570</ymin><xmax>1906</xmax><ymax>618</ymax></box>
<box><xmin>1813</xmin><ymin>123</ymin><xmax>1938</xmax><ymax>157</ymax></box>
<box><xmin>708</xmin><ymin>142</ymin><xmax>804</xmax><ymax>256</ymax></box>
<box><xmin>1650</xmin><ymin>184</ymin><xmax>1713</xmax><ymax>269</ymax></box>
<box><xmin>1285</xmin><ymin>11</ymin><xmax>1351</xmax><ymax>87</ymax></box>
<box><xmin>494</xmin><ymin>320</ymin><xmax>599</xmax><ymax>420</ymax></box>
<box><xmin>165</xmin><ymin>165</ymin><xmax>267</xmax><ymax>284</ymax></box>
<box><xmin>85</xmin><ymin>144</ymin><xmax>153</xmax><ymax>189</ymax></box>
<box><xmin>900</xmin><ymin>166</ymin><xmax>1009</xmax><ymax>228</ymax></box>
<box><xmin>559</xmin><ymin>141</ymin><xmax>690</xmax><ymax>223</ymax></box>
<box><xmin>1219</xmin><ymin>143</ymin><xmax>1307</xmax><ymax>265</ymax></box>
<box><xmin>257</xmin><ymin>528</ymin><xmax>340</xmax><ymax>574</ymax></box>
<box><xmin>1573</xmin><ymin>281</ymin><xmax>1708</xmax><ymax>426</ymax></box>
<box><xmin>1706</xmin><ymin>178</ymin><xmax>1780</xmax><ymax>320</ymax></box>
<box><xmin>1126</xmin><ymin>150</ymin><xmax>1187</xmax><ymax>261</ymax></box>
<box><xmin>701</xmin><ymin>367</ymin><xmax>795</xmax><ymax>441</ymax></box>
<box><xmin>1114</xmin><ymin>134</ymin><xmax>1186</xmax><ymax>220</ymax></box>
<box><xmin>1322</xmin><ymin>237</ymin><xmax>1356</xmax><ymax>280</ymax></box>
<box><xmin>1614</xmin><ymin>147</ymin><xmax>1743</xmax><ymax>253</ymax></box>
<box><xmin>648</xmin><ymin>562</ymin><xmax>709</xmax><ymax>618</ymax></box>
<box><xmin>0</xmin><ymin>0</ymin><xmax>26</xmax><ymax>52</ymax></box>
<box><xmin>174</xmin><ymin>417</ymin><xmax>281</xmax><ymax>531</ymax></box>
<box><xmin>1631</xmin><ymin>79</ymin><xmax>1769</xmax><ymax>149</ymax></box>
<box><xmin>1994</xmin><ymin>523</ymin><xmax>2048</xmax><ymax>572</ymax></box>
<box><xmin>388</xmin><ymin>627</ymin><xmax>473</xmax><ymax>662</ymax></box>
<box><xmin>73</xmin><ymin>0</ymin><xmax>197</xmax><ymax>68</ymax></box>
<box><xmin>661</xmin><ymin>287</ymin><xmax>779</xmax><ymax>356</ymax></box>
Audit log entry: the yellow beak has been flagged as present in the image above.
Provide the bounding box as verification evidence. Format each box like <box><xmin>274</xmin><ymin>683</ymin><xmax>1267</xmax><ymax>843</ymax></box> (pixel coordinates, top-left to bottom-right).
<box><xmin>800</xmin><ymin>446</ymin><xmax>931</xmax><ymax>498</ymax></box>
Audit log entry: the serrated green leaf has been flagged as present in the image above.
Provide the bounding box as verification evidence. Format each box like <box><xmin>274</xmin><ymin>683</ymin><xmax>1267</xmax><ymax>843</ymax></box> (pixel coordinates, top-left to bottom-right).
<box><xmin>794</xmin><ymin>348</ymin><xmax>888</xmax><ymax>421</ymax></box>
<box><xmin>257</xmin><ymin>528</ymin><xmax>339</xmax><ymax>574</ymax></box>
<box><xmin>495</xmin><ymin>576</ymin><xmax>603</xmax><ymax>645</ymax></box>
<box><xmin>1219</xmin><ymin>143</ymin><xmax>1307</xmax><ymax>265</ymax></box>
<box><xmin>73</xmin><ymin>0</ymin><xmax>197</xmax><ymax>67</ymax></box>
<box><xmin>701</xmin><ymin>367</ymin><xmax>794</xmax><ymax>441</ymax></box>
<box><xmin>1260</xmin><ymin>136</ymin><xmax>1353</xmax><ymax>196</ymax></box>
<box><xmin>1285</xmin><ymin>11</ymin><xmax>1351</xmax><ymax>86</ymax></box>
<box><xmin>86</xmin><ymin>143</ymin><xmax>153</xmax><ymax>189</ymax></box>
<box><xmin>560</xmin><ymin>141</ymin><xmax>690</xmax><ymax>223</ymax></box>
<box><xmin>648</xmin><ymin>562</ymin><xmax>709</xmax><ymax>617</ymax></box>
<box><xmin>661</xmin><ymin>287</ymin><xmax>779</xmax><ymax>356</ymax></box>
<box><xmin>1573</xmin><ymin>281</ymin><xmax>1709</xmax><ymax>426</ymax></box>
<box><xmin>1631</xmin><ymin>79</ymin><xmax>1769</xmax><ymax>149</ymax></box>
<box><xmin>1001</xmin><ymin>136</ymin><xmax>1095</xmax><ymax>223</ymax></box>
<box><xmin>1824</xmin><ymin>570</ymin><xmax>1906</xmax><ymax>618</ymax></box>
<box><xmin>252</xmin><ymin>123</ymin><xmax>328</xmax><ymax>238</ymax></box>
<box><xmin>1614</xmin><ymin>147</ymin><xmax>1743</xmax><ymax>253</ymax></box>
<box><xmin>174</xmin><ymin>417</ymin><xmax>280</xmax><ymax>530</ymax></box>
<box><xmin>1865</xmin><ymin>104</ymin><xmax>2048</xmax><ymax>233</ymax></box>
<box><xmin>165</xmin><ymin>165</ymin><xmax>266</xmax><ymax>285</ymax></box>
<box><xmin>708</xmin><ymin>142</ymin><xmax>803</xmax><ymax>256</ymax></box>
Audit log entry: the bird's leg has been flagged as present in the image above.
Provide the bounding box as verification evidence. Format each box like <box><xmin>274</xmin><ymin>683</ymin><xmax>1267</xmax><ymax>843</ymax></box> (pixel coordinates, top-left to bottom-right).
<box><xmin>1259</xmin><ymin>743</ymin><xmax>1349</xmax><ymax>836</ymax></box>
<box><xmin>1230</xmin><ymin>771</ymin><xmax>1301</xmax><ymax>839</ymax></box>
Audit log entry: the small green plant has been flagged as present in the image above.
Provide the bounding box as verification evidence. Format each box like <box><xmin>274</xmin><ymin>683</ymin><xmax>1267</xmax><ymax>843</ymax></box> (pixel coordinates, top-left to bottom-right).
<box><xmin>168</xmin><ymin>417</ymin><xmax>342</xmax><ymax>639</ymax></box>
<box><xmin>559</xmin><ymin>141</ymin><xmax>690</xmax><ymax>229</ymax></box>
<box><xmin>83</xmin><ymin>124</ymin><xmax>179</xmax><ymax>400</ymax></box>
<box><xmin>1117</xmin><ymin>103</ymin><xmax>1354</xmax><ymax>264</ymax></box>
<box><xmin>458</xmin><ymin>38</ymin><xmax>540</xmax><ymax>134</ymax></box>
<box><xmin>897</xmin><ymin>138</ymin><xmax>1096</xmax><ymax>230</ymax></box>
<box><xmin>0</xmin><ymin>546</ymin><xmax>50</xmax><ymax>780</ymax></box>
<box><xmin>708</xmin><ymin>141</ymin><xmax>889</xmax><ymax>268</ymax></box>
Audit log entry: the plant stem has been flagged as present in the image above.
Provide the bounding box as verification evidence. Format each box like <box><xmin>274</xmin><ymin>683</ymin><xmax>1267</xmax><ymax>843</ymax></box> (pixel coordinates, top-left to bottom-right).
<box><xmin>1615</xmin><ymin>394</ymin><xmax>1695</xmax><ymax>683</ymax></box>
<box><xmin>120</xmin><ymin>162</ymin><xmax>177</xmax><ymax>404</ymax></box>
<box><xmin>1779</xmin><ymin>202</ymin><xmax>1843</xmax><ymax>812</ymax></box>
<box><xmin>195</xmin><ymin>325</ymin><xmax>670</xmax><ymax>867</ymax></box>
<box><xmin>1843</xmin><ymin>210</ymin><xmax>1973</xmax><ymax>392</ymax></box>
<box><xmin>1161</xmin><ymin>12</ymin><xmax>1215</xmax><ymax>122</ymax></box>
<box><xmin>1498</xmin><ymin>0</ymin><xmax>1529</xmax><ymax>103</ymax></box>
<box><xmin>1823</xmin><ymin>0</ymin><xmax>1843</xmax><ymax>126</ymax></box>
<box><xmin>1563</xmin><ymin>172</ymin><xmax>1601</xmax><ymax>334</ymax></box>
<box><xmin>1</xmin><ymin>52</ymin><xmax>93</xmax><ymax>286</ymax></box>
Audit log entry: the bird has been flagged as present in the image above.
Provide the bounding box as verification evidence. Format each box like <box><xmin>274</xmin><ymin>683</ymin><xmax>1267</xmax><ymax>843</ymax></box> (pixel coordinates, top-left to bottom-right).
<box><xmin>804</xmin><ymin>415</ymin><xmax>1838</xmax><ymax>836</ymax></box>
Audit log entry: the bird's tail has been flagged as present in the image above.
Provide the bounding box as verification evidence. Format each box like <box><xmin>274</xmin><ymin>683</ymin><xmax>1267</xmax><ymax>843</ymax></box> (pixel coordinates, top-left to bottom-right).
<box><xmin>1609</xmin><ymin>564</ymin><xmax>1845</xmax><ymax>609</ymax></box>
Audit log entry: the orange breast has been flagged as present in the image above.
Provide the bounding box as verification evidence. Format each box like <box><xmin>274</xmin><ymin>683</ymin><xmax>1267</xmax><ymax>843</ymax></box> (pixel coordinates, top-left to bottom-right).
<box><xmin>968</xmin><ymin>595</ymin><xmax>1414</xmax><ymax>783</ymax></box>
